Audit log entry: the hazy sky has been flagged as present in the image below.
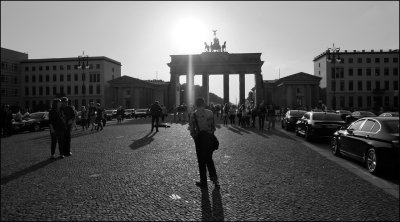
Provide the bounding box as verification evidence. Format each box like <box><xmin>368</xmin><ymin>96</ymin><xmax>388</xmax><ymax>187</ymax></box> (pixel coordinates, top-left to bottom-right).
<box><xmin>1</xmin><ymin>1</ymin><xmax>399</xmax><ymax>102</ymax></box>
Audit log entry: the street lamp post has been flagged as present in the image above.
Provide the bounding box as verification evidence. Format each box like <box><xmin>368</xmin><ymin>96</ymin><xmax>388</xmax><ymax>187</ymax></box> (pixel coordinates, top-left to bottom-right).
<box><xmin>326</xmin><ymin>43</ymin><xmax>342</xmax><ymax>110</ymax></box>
<box><xmin>77</xmin><ymin>51</ymin><xmax>90</xmax><ymax>108</ymax></box>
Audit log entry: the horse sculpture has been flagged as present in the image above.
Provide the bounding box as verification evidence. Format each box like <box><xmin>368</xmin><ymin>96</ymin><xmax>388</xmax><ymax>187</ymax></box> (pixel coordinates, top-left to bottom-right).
<box><xmin>204</xmin><ymin>42</ymin><xmax>210</xmax><ymax>52</ymax></box>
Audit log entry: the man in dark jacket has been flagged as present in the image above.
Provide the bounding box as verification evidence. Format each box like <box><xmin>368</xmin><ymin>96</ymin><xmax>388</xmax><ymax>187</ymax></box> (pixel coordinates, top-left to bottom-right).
<box><xmin>150</xmin><ymin>101</ymin><xmax>162</xmax><ymax>133</ymax></box>
<box><xmin>61</xmin><ymin>97</ymin><xmax>75</xmax><ymax>156</ymax></box>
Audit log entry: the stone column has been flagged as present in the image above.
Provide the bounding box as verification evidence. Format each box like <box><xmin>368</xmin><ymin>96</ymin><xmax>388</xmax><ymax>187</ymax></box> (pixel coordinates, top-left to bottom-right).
<box><xmin>223</xmin><ymin>74</ymin><xmax>230</xmax><ymax>104</ymax></box>
<box><xmin>186</xmin><ymin>72</ymin><xmax>194</xmax><ymax>106</ymax></box>
<box><xmin>169</xmin><ymin>73</ymin><xmax>180</xmax><ymax>108</ymax></box>
<box><xmin>254</xmin><ymin>72</ymin><xmax>263</xmax><ymax>105</ymax></box>
<box><xmin>239</xmin><ymin>73</ymin><xmax>245</xmax><ymax>104</ymax></box>
<box><xmin>202</xmin><ymin>74</ymin><xmax>210</xmax><ymax>105</ymax></box>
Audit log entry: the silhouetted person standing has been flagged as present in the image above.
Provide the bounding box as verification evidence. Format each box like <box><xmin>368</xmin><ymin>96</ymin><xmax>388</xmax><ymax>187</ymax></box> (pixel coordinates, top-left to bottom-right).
<box><xmin>150</xmin><ymin>101</ymin><xmax>162</xmax><ymax>133</ymax></box>
<box><xmin>61</xmin><ymin>97</ymin><xmax>75</xmax><ymax>156</ymax></box>
<box><xmin>189</xmin><ymin>97</ymin><xmax>219</xmax><ymax>188</ymax></box>
<box><xmin>49</xmin><ymin>99</ymin><xmax>66</xmax><ymax>159</ymax></box>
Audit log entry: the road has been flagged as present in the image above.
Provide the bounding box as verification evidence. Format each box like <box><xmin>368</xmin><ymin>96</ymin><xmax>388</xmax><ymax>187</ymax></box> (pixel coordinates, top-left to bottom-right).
<box><xmin>1</xmin><ymin>117</ymin><xmax>399</xmax><ymax>221</ymax></box>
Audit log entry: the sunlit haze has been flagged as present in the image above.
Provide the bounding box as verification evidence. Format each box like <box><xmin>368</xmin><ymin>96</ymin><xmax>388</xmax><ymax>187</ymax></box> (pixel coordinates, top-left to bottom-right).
<box><xmin>1</xmin><ymin>1</ymin><xmax>399</xmax><ymax>102</ymax></box>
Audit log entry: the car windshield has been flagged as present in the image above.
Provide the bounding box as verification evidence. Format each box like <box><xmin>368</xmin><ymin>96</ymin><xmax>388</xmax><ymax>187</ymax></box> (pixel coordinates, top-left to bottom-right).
<box><xmin>105</xmin><ymin>110</ymin><xmax>113</xmax><ymax>114</ymax></box>
<box><xmin>359</xmin><ymin>111</ymin><xmax>376</xmax><ymax>117</ymax></box>
<box><xmin>290</xmin><ymin>111</ymin><xmax>306</xmax><ymax>117</ymax></box>
<box><xmin>382</xmin><ymin>120</ymin><xmax>399</xmax><ymax>134</ymax></box>
<box><xmin>312</xmin><ymin>113</ymin><xmax>342</xmax><ymax>121</ymax></box>
<box><xmin>29</xmin><ymin>113</ymin><xmax>44</xmax><ymax>119</ymax></box>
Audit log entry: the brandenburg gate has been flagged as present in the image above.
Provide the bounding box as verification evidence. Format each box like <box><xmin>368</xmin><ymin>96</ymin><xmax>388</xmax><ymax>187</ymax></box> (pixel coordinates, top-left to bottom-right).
<box><xmin>167</xmin><ymin>31</ymin><xmax>264</xmax><ymax>107</ymax></box>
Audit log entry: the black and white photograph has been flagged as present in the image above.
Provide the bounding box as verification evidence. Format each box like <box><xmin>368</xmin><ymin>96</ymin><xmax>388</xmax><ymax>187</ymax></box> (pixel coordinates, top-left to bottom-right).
<box><xmin>1</xmin><ymin>1</ymin><xmax>399</xmax><ymax>221</ymax></box>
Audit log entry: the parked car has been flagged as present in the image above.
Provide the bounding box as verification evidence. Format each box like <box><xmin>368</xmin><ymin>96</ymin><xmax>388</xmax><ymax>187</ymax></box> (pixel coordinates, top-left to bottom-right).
<box><xmin>12</xmin><ymin>112</ymin><xmax>49</xmax><ymax>132</ymax></box>
<box><xmin>295</xmin><ymin>112</ymin><xmax>345</xmax><ymax>141</ymax></box>
<box><xmin>331</xmin><ymin>117</ymin><xmax>399</xmax><ymax>174</ymax></box>
<box><xmin>336</xmin><ymin>110</ymin><xmax>352</xmax><ymax>121</ymax></box>
<box><xmin>134</xmin><ymin>109</ymin><xmax>149</xmax><ymax>118</ymax></box>
<box><xmin>105</xmin><ymin>110</ymin><xmax>115</xmax><ymax>121</ymax></box>
<box><xmin>345</xmin><ymin>111</ymin><xmax>376</xmax><ymax>125</ymax></box>
<box><xmin>281</xmin><ymin>110</ymin><xmax>307</xmax><ymax>131</ymax></box>
<box><xmin>379</xmin><ymin>112</ymin><xmax>399</xmax><ymax>117</ymax></box>
<box><xmin>124</xmin><ymin>109</ymin><xmax>135</xmax><ymax>118</ymax></box>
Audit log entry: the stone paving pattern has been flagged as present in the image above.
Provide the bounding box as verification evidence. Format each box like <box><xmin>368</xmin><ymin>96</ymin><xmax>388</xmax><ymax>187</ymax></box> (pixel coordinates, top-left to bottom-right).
<box><xmin>1</xmin><ymin>118</ymin><xmax>399</xmax><ymax>221</ymax></box>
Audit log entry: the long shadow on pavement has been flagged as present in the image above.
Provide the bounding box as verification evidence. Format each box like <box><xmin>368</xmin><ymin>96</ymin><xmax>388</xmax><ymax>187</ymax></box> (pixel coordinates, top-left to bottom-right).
<box><xmin>200</xmin><ymin>187</ymin><xmax>224</xmax><ymax>221</ymax></box>
<box><xmin>129</xmin><ymin>132</ymin><xmax>156</xmax><ymax>150</ymax></box>
<box><xmin>1</xmin><ymin>158</ymin><xmax>56</xmax><ymax>185</ymax></box>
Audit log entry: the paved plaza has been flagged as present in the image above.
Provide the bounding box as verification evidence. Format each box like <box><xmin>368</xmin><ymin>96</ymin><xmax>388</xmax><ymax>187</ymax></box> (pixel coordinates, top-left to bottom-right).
<box><xmin>1</xmin><ymin>118</ymin><xmax>399</xmax><ymax>221</ymax></box>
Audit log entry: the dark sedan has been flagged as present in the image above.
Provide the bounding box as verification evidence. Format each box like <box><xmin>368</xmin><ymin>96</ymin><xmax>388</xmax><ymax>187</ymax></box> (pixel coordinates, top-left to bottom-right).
<box><xmin>345</xmin><ymin>111</ymin><xmax>376</xmax><ymax>124</ymax></box>
<box><xmin>295</xmin><ymin>112</ymin><xmax>345</xmax><ymax>141</ymax></box>
<box><xmin>331</xmin><ymin>117</ymin><xmax>399</xmax><ymax>174</ymax></box>
<box><xmin>281</xmin><ymin>110</ymin><xmax>307</xmax><ymax>130</ymax></box>
<box><xmin>12</xmin><ymin>112</ymin><xmax>49</xmax><ymax>132</ymax></box>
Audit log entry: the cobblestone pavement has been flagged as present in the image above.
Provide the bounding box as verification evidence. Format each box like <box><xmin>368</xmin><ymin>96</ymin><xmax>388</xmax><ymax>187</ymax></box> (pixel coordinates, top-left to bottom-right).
<box><xmin>1</xmin><ymin>118</ymin><xmax>399</xmax><ymax>221</ymax></box>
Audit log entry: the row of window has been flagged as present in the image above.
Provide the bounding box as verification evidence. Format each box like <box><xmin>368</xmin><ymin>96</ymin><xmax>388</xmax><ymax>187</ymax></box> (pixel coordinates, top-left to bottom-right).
<box><xmin>331</xmin><ymin>80</ymin><xmax>399</xmax><ymax>91</ymax></box>
<box><xmin>329</xmin><ymin>67</ymin><xmax>398</xmax><ymax>78</ymax></box>
<box><xmin>24</xmin><ymin>64</ymin><xmax>101</xmax><ymax>72</ymax></box>
<box><xmin>25</xmin><ymin>98</ymin><xmax>102</xmax><ymax>110</ymax></box>
<box><xmin>332</xmin><ymin>95</ymin><xmax>398</xmax><ymax>109</ymax></box>
<box><xmin>0</xmin><ymin>88</ymin><xmax>18</xmax><ymax>97</ymax></box>
<box><xmin>24</xmin><ymin>73</ymin><xmax>101</xmax><ymax>83</ymax></box>
<box><xmin>24</xmin><ymin>85</ymin><xmax>101</xmax><ymax>96</ymax></box>
<box><xmin>0</xmin><ymin>75</ymin><xmax>18</xmax><ymax>84</ymax></box>
<box><xmin>320</xmin><ymin>57</ymin><xmax>399</xmax><ymax>66</ymax></box>
<box><xmin>1</xmin><ymin>62</ymin><xmax>18</xmax><ymax>72</ymax></box>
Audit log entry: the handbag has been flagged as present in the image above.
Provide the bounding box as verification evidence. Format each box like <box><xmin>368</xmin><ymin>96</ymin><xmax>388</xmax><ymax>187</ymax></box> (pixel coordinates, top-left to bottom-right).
<box><xmin>193</xmin><ymin>113</ymin><xmax>219</xmax><ymax>151</ymax></box>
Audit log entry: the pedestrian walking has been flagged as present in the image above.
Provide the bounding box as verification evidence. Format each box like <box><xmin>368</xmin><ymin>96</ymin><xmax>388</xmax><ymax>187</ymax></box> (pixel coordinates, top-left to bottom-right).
<box><xmin>150</xmin><ymin>101</ymin><xmax>162</xmax><ymax>133</ymax></box>
<box><xmin>61</xmin><ymin>97</ymin><xmax>75</xmax><ymax>157</ymax></box>
<box><xmin>95</xmin><ymin>103</ymin><xmax>104</xmax><ymax>131</ymax></box>
<box><xmin>49</xmin><ymin>99</ymin><xmax>66</xmax><ymax>159</ymax></box>
<box><xmin>229</xmin><ymin>105</ymin><xmax>236</xmax><ymax>125</ymax></box>
<box><xmin>189</xmin><ymin>97</ymin><xmax>219</xmax><ymax>188</ymax></box>
<box><xmin>71</xmin><ymin>106</ymin><xmax>78</xmax><ymax>131</ymax></box>
<box><xmin>80</xmin><ymin>106</ymin><xmax>88</xmax><ymax>131</ymax></box>
<box><xmin>116</xmin><ymin>106</ymin><xmax>123</xmax><ymax>123</ymax></box>
<box><xmin>222</xmin><ymin>103</ymin><xmax>229</xmax><ymax>126</ymax></box>
<box><xmin>88</xmin><ymin>102</ymin><xmax>96</xmax><ymax>131</ymax></box>
<box><xmin>258</xmin><ymin>101</ymin><xmax>266</xmax><ymax>131</ymax></box>
<box><xmin>267</xmin><ymin>104</ymin><xmax>276</xmax><ymax>130</ymax></box>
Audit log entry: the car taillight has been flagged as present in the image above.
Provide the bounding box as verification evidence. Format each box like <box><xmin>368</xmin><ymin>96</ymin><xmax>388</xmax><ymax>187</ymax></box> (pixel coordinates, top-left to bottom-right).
<box><xmin>393</xmin><ymin>140</ymin><xmax>399</xmax><ymax>148</ymax></box>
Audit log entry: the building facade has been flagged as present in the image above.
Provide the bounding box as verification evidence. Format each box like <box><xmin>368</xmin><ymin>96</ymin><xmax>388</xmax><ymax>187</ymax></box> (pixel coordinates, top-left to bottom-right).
<box><xmin>314</xmin><ymin>49</ymin><xmax>399</xmax><ymax>112</ymax></box>
<box><xmin>20</xmin><ymin>56</ymin><xmax>121</xmax><ymax>111</ymax></box>
<box><xmin>262</xmin><ymin>72</ymin><xmax>321</xmax><ymax>110</ymax></box>
<box><xmin>108</xmin><ymin>76</ymin><xmax>169</xmax><ymax>109</ymax></box>
<box><xmin>1</xmin><ymin>48</ymin><xmax>28</xmax><ymax>108</ymax></box>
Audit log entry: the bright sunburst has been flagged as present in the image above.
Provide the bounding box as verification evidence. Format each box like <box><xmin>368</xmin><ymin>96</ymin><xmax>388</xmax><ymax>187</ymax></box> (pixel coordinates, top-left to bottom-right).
<box><xmin>171</xmin><ymin>17</ymin><xmax>209</xmax><ymax>54</ymax></box>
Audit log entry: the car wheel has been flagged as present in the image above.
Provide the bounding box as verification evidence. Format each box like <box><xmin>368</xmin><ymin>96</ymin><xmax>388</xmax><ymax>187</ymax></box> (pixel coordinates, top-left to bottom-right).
<box><xmin>305</xmin><ymin>127</ymin><xmax>312</xmax><ymax>141</ymax></box>
<box><xmin>32</xmin><ymin>124</ymin><xmax>40</xmax><ymax>132</ymax></box>
<box><xmin>331</xmin><ymin>137</ymin><xmax>341</xmax><ymax>156</ymax></box>
<box><xmin>366</xmin><ymin>148</ymin><xmax>380</xmax><ymax>175</ymax></box>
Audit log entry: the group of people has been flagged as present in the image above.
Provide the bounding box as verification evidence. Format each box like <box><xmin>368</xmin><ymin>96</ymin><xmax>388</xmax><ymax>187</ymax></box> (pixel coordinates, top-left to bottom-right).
<box><xmin>79</xmin><ymin>102</ymin><xmax>106</xmax><ymax>131</ymax></box>
<box><xmin>209</xmin><ymin>101</ymin><xmax>279</xmax><ymax>131</ymax></box>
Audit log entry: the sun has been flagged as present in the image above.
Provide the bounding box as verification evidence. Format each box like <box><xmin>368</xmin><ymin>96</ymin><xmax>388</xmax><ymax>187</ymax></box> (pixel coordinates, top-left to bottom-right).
<box><xmin>171</xmin><ymin>17</ymin><xmax>209</xmax><ymax>54</ymax></box>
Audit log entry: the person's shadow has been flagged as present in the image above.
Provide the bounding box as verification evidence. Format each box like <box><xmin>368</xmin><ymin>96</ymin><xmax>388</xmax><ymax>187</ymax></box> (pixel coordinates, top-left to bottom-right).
<box><xmin>129</xmin><ymin>132</ymin><xmax>156</xmax><ymax>150</ymax></box>
<box><xmin>1</xmin><ymin>159</ymin><xmax>55</xmax><ymax>185</ymax></box>
<box><xmin>201</xmin><ymin>186</ymin><xmax>224</xmax><ymax>221</ymax></box>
